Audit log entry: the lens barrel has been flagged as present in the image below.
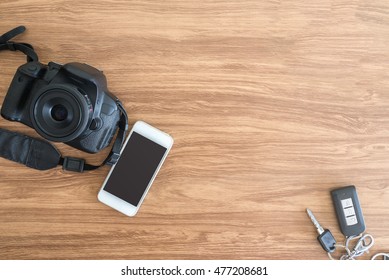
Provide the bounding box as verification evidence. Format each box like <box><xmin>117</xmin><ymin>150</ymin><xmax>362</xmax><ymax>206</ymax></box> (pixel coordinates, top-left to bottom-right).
<box><xmin>30</xmin><ymin>84</ymin><xmax>92</xmax><ymax>142</ymax></box>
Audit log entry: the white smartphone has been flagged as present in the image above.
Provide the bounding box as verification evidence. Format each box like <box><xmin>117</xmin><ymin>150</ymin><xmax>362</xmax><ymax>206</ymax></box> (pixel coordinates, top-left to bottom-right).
<box><xmin>98</xmin><ymin>120</ymin><xmax>173</xmax><ymax>217</ymax></box>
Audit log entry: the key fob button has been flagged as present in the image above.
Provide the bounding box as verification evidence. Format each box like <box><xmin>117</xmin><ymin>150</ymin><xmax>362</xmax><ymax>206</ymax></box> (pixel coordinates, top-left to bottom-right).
<box><xmin>346</xmin><ymin>216</ymin><xmax>358</xmax><ymax>226</ymax></box>
<box><xmin>343</xmin><ymin>207</ymin><xmax>355</xmax><ymax>217</ymax></box>
<box><xmin>341</xmin><ymin>198</ymin><xmax>353</xmax><ymax>208</ymax></box>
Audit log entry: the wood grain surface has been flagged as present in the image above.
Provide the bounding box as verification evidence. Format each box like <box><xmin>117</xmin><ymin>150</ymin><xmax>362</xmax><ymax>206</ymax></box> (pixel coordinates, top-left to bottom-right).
<box><xmin>1</xmin><ymin>0</ymin><xmax>389</xmax><ymax>260</ymax></box>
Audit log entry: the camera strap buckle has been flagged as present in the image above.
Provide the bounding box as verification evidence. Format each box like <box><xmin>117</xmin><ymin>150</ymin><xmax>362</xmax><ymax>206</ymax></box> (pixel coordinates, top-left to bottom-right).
<box><xmin>106</xmin><ymin>152</ymin><xmax>121</xmax><ymax>166</ymax></box>
<box><xmin>61</xmin><ymin>157</ymin><xmax>85</xmax><ymax>173</ymax></box>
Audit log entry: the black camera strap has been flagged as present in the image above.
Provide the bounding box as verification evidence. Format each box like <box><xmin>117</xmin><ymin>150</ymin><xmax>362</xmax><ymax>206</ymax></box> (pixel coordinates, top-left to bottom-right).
<box><xmin>0</xmin><ymin>26</ymin><xmax>39</xmax><ymax>62</ymax></box>
<box><xmin>0</xmin><ymin>26</ymin><xmax>129</xmax><ymax>172</ymax></box>
<box><xmin>0</xmin><ymin>127</ymin><xmax>62</xmax><ymax>171</ymax></box>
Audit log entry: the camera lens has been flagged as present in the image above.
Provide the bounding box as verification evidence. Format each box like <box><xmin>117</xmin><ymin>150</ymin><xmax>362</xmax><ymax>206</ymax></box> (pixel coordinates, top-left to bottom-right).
<box><xmin>31</xmin><ymin>85</ymin><xmax>92</xmax><ymax>142</ymax></box>
<box><xmin>50</xmin><ymin>104</ymin><xmax>68</xmax><ymax>122</ymax></box>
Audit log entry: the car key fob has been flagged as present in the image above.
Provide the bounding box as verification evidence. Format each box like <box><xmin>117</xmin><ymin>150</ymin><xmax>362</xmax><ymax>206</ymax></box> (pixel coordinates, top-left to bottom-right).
<box><xmin>331</xmin><ymin>185</ymin><xmax>365</xmax><ymax>237</ymax></box>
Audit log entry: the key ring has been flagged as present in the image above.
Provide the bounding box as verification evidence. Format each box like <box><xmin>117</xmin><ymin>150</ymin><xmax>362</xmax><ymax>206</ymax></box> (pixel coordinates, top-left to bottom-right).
<box><xmin>328</xmin><ymin>234</ymin><xmax>375</xmax><ymax>260</ymax></box>
<box><xmin>371</xmin><ymin>253</ymin><xmax>389</xmax><ymax>260</ymax></box>
<box><xmin>327</xmin><ymin>244</ymin><xmax>351</xmax><ymax>260</ymax></box>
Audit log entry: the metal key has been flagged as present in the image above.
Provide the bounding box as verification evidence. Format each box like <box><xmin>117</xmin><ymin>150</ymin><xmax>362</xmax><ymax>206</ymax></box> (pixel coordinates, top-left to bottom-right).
<box><xmin>306</xmin><ymin>208</ymin><xmax>336</xmax><ymax>253</ymax></box>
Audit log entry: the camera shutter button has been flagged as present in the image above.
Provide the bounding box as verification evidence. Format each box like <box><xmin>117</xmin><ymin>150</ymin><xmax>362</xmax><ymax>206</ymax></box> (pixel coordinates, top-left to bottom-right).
<box><xmin>89</xmin><ymin>118</ymin><xmax>102</xmax><ymax>130</ymax></box>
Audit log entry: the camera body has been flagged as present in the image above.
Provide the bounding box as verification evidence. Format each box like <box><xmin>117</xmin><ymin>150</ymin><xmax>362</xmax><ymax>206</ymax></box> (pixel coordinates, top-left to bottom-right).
<box><xmin>1</xmin><ymin>61</ymin><xmax>121</xmax><ymax>153</ymax></box>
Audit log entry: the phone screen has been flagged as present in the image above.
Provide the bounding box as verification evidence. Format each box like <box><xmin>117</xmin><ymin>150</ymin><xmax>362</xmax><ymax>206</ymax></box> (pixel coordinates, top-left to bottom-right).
<box><xmin>103</xmin><ymin>131</ymin><xmax>167</xmax><ymax>206</ymax></box>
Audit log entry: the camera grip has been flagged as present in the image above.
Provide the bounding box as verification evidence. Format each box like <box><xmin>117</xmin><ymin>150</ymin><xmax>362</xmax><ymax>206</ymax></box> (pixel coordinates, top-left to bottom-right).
<box><xmin>1</xmin><ymin>63</ymin><xmax>42</xmax><ymax>122</ymax></box>
<box><xmin>67</xmin><ymin>109</ymin><xmax>120</xmax><ymax>153</ymax></box>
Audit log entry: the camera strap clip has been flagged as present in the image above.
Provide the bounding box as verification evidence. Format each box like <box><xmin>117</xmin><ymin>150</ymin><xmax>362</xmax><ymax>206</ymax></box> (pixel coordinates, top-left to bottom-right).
<box><xmin>61</xmin><ymin>157</ymin><xmax>85</xmax><ymax>173</ymax></box>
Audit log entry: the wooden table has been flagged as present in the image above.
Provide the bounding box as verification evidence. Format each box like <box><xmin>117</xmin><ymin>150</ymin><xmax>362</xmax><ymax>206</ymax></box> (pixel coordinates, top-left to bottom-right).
<box><xmin>0</xmin><ymin>0</ymin><xmax>388</xmax><ymax>260</ymax></box>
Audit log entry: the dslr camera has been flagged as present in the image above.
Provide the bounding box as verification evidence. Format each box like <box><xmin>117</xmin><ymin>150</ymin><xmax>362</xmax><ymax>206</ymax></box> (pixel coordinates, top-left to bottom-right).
<box><xmin>1</xmin><ymin>61</ymin><xmax>121</xmax><ymax>153</ymax></box>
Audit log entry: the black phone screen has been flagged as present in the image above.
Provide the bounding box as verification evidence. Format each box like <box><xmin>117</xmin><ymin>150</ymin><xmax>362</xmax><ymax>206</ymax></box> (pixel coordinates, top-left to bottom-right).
<box><xmin>103</xmin><ymin>131</ymin><xmax>167</xmax><ymax>206</ymax></box>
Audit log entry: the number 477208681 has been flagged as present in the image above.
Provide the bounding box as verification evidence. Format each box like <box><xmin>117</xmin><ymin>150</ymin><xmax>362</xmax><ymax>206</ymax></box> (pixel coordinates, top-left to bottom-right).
<box><xmin>213</xmin><ymin>267</ymin><xmax>268</xmax><ymax>276</ymax></box>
